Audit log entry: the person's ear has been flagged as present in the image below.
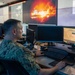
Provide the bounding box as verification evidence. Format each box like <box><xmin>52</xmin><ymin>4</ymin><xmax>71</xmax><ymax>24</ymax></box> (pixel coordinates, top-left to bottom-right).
<box><xmin>12</xmin><ymin>29</ymin><xmax>16</xmax><ymax>35</ymax></box>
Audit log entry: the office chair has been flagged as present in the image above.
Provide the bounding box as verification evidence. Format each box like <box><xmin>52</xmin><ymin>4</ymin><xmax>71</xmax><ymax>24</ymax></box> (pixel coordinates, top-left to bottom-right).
<box><xmin>0</xmin><ymin>59</ymin><xmax>29</xmax><ymax>75</ymax></box>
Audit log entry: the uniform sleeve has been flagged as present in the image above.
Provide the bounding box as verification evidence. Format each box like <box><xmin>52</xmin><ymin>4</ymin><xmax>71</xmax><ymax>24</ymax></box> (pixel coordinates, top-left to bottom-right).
<box><xmin>15</xmin><ymin>48</ymin><xmax>40</xmax><ymax>75</ymax></box>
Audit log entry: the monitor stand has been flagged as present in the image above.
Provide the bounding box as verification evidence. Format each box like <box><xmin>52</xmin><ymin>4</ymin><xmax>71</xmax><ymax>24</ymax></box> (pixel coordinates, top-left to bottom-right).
<box><xmin>48</xmin><ymin>42</ymin><xmax>55</xmax><ymax>46</ymax></box>
<box><xmin>40</xmin><ymin>42</ymin><xmax>57</xmax><ymax>51</ymax></box>
<box><xmin>41</xmin><ymin>42</ymin><xmax>55</xmax><ymax>51</ymax></box>
<box><xmin>68</xmin><ymin>44</ymin><xmax>75</xmax><ymax>52</ymax></box>
<box><xmin>47</xmin><ymin>42</ymin><xmax>55</xmax><ymax>50</ymax></box>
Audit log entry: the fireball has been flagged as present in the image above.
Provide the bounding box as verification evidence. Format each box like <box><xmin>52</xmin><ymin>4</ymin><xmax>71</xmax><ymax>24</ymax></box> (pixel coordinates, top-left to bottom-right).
<box><xmin>30</xmin><ymin>0</ymin><xmax>56</xmax><ymax>23</ymax></box>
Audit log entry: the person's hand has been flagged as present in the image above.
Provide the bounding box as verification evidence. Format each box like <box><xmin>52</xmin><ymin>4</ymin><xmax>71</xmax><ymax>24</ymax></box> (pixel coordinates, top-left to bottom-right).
<box><xmin>35</xmin><ymin>50</ymin><xmax>44</xmax><ymax>56</ymax></box>
<box><xmin>55</xmin><ymin>61</ymin><xmax>66</xmax><ymax>70</ymax></box>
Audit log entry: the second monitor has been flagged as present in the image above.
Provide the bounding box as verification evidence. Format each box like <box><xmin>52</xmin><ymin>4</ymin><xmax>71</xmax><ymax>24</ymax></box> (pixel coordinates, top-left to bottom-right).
<box><xmin>36</xmin><ymin>26</ymin><xmax>63</xmax><ymax>42</ymax></box>
<box><xmin>64</xmin><ymin>27</ymin><xmax>75</xmax><ymax>44</ymax></box>
<box><xmin>26</xmin><ymin>28</ymin><xmax>35</xmax><ymax>44</ymax></box>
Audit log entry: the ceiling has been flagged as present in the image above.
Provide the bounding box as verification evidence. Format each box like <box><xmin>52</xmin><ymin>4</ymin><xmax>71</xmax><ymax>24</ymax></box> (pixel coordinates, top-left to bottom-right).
<box><xmin>0</xmin><ymin>0</ymin><xmax>26</xmax><ymax>8</ymax></box>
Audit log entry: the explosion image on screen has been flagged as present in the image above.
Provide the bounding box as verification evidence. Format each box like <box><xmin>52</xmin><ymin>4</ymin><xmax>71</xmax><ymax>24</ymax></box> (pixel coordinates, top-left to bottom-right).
<box><xmin>23</xmin><ymin>0</ymin><xmax>57</xmax><ymax>24</ymax></box>
<box><xmin>30</xmin><ymin>0</ymin><xmax>56</xmax><ymax>23</ymax></box>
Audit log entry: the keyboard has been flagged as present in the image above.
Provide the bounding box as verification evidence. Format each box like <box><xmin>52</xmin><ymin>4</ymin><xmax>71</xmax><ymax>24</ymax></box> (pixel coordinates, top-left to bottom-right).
<box><xmin>43</xmin><ymin>47</ymin><xmax>68</xmax><ymax>60</ymax></box>
<box><xmin>54</xmin><ymin>71</ymin><xmax>67</xmax><ymax>75</ymax></box>
<box><xmin>49</xmin><ymin>60</ymin><xmax>59</xmax><ymax>66</ymax></box>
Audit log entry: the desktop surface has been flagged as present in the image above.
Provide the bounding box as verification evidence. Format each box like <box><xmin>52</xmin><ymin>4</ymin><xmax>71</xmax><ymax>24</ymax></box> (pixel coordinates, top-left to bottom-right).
<box><xmin>36</xmin><ymin>55</ymin><xmax>75</xmax><ymax>75</ymax></box>
<box><xmin>35</xmin><ymin>44</ymin><xmax>75</xmax><ymax>75</ymax></box>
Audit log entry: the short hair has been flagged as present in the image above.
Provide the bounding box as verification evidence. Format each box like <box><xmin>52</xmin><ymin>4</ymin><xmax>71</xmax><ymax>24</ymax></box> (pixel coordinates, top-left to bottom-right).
<box><xmin>3</xmin><ymin>19</ymin><xmax>21</xmax><ymax>34</ymax></box>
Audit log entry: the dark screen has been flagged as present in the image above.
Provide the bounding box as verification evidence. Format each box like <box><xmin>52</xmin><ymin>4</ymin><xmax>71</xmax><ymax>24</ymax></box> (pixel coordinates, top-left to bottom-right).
<box><xmin>36</xmin><ymin>26</ymin><xmax>63</xmax><ymax>42</ymax></box>
<box><xmin>28</xmin><ymin>24</ymin><xmax>37</xmax><ymax>38</ymax></box>
<box><xmin>26</xmin><ymin>28</ymin><xmax>35</xmax><ymax>44</ymax></box>
<box><xmin>28</xmin><ymin>24</ymin><xmax>37</xmax><ymax>32</ymax></box>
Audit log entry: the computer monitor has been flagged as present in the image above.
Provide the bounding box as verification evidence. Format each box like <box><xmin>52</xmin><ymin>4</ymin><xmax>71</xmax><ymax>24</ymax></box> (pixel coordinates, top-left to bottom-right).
<box><xmin>26</xmin><ymin>28</ymin><xmax>35</xmax><ymax>44</ymax></box>
<box><xmin>36</xmin><ymin>26</ymin><xmax>63</xmax><ymax>42</ymax></box>
<box><xmin>64</xmin><ymin>27</ymin><xmax>75</xmax><ymax>44</ymax></box>
<box><xmin>57</xmin><ymin>1</ymin><xmax>75</xmax><ymax>26</ymax></box>
<box><xmin>28</xmin><ymin>24</ymin><xmax>38</xmax><ymax>38</ymax></box>
<box><xmin>28</xmin><ymin>24</ymin><xmax>37</xmax><ymax>32</ymax></box>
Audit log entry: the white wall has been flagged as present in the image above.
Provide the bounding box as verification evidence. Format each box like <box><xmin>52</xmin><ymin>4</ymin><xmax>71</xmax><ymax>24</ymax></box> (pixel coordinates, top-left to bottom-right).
<box><xmin>58</xmin><ymin>0</ymin><xmax>73</xmax><ymax>9</ymax></box>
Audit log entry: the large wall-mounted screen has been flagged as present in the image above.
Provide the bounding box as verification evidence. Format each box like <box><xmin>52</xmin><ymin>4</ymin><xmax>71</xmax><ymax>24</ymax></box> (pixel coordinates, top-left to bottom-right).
<box><xmin>23</xmin><ymin>0</ymin><xmax>57</xmax><ymax>25</ymax></box>
<box><xmin>58</xmin><ymin>0</ymin><xmax>75</xmax><ymax>26</ymax></box>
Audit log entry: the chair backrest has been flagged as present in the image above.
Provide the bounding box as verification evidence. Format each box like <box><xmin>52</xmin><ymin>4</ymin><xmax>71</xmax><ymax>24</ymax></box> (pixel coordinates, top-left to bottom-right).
<box><xmin>0</xmin><ymin>59</ymin><xmax>29</xmax><ymax>75</ymax></box>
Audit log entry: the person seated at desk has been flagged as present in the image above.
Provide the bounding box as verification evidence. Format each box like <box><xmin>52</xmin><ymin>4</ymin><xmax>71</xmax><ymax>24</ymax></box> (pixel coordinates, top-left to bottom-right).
<box><xmin>0</xmin><ymin>19</ymin><xmax>65</xmax><ymax>75</ymax></box>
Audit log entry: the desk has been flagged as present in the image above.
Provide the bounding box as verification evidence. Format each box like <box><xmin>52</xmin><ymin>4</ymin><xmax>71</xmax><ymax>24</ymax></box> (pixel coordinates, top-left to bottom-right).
<box><xmin>35</xmin><ymin>56</ymin><xmax>54</xmax><ymax>68</ymax></box>
<box><xmin>36</xmin><ymin>56</ymin><xmax>75</xmax><ymax>74</ymax></box>
<box><xmin>54</xmin><ymin>43</ymin><xmax>75</xmax><ymax>54</ymax></box>
<box><xmin>35</xmin><ymin>55</ymin><xmax>75</xmax><ymax>74</ymax></box>
<box><xmin>34</xmin><ymin>43</ymin><xmax>75</xmax><ymax>74</ymax></box>
<box><xmin>40</xmin><ymin>42</ymin><xmax>75</xmax><ymax>54</ymax></box>
<box><xmin>35</xmin><ymin>43</ymin><xmax>75</xmax><ymax>74</ymax></box>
